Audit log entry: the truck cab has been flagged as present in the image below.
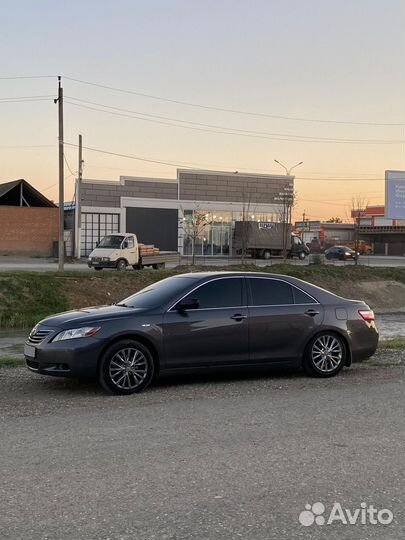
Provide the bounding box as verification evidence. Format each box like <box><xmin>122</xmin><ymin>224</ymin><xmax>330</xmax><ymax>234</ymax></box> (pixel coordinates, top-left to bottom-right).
<box><xmin>88</xmin><ymin>234</ymin><xmax>140</xmax><ymax>271</ymax></box>
<box><xmin>291</xmin><ymin>234</ymin><xmax>310</xmax><ymax>259</ymax></box>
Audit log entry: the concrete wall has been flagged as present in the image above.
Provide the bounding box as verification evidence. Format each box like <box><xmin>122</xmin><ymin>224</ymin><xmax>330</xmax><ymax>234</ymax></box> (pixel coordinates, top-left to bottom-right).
<box><xmin>0</xmin><ymin>206</ymin><xmax>59</xmax><ymax>255</ymax></box>
<box><xmin>80</xmin><ymin>172</ymin><xmax>291</xmax><ymax>208</ymax></box>
<box><xmin>178</xmin><ymin>171</ymin><xmax>291</xmax><ymax>203</ymax></box>
<box><xmin>80</xmin><ymin>178</ymin><xmax>178</xmax><ymax>208</ymax></box>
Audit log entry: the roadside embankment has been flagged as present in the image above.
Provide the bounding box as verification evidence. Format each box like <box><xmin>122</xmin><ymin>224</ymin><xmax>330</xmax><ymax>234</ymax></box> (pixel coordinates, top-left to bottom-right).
<box><xmin>0</xmin><ymin>265</ymin><xmax>404</xmax><ymax>328</ymax></box>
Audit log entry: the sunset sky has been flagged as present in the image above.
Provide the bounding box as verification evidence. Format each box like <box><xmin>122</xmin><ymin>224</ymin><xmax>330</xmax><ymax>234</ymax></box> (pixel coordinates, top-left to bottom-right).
<box><xmin>1</xmin><ymin>0</ymin><xmax>404</xmax><ymax>221</ymax></box>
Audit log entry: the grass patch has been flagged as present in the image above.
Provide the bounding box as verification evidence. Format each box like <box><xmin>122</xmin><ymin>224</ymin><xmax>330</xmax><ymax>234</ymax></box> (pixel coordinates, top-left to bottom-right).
<box><xmin>0</xmin><ymin>272</ymin><xmax>68</xmax><ymax>328</ymax></box>
<box><xmin>0</xmin><ymin>265</ymin><xmax>404</xmax><ymax>329</ymax></box>
<box><xmin>378</xmin><ymin>338</ymin><xmax>405</xmax><ymax>350</ymax></box>
<box><xmin>0</xmin><ymin>356</ymin><xmax>24</xmax><ymax>367</ymax></box>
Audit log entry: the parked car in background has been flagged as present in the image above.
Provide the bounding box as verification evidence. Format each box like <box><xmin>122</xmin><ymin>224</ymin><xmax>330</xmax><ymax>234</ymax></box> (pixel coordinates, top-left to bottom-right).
<box><xmin>324</xmin><ymin>245</ymin><xmax>359</xmax><ymax>261</ymax></box>
<box><xmin>24</xmin><ymin>272</ymin><xmax>378</xmax><ymax>395</ymax></box>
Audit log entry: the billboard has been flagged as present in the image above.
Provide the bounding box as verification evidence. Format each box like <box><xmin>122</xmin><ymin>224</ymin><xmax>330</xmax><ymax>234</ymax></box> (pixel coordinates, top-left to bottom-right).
<box><xmin>385</xmin><ymin>170</ymin><xmax>405</xmax><ymax>219</ymax></box>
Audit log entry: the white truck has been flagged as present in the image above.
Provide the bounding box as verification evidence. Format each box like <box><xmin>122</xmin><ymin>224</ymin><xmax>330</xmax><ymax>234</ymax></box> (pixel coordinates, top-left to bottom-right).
<box><xmin>87</xmin><ymin>233</ymin><xmax>180</xmax><ymax>270</ymax></box>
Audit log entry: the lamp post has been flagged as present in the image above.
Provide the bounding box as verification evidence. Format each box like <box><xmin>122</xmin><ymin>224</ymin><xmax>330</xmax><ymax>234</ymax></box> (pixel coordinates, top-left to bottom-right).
<box><xmin>274</xmin><ymin>160</ymin><xmax>303</xmax><ymax>259</ymax></box>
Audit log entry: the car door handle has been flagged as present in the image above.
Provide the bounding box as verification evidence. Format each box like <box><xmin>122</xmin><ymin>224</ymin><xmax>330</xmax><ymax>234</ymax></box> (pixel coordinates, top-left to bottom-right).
<box><xmin>230</xmin><ymin>314</ymin><xmax>247</xmax><ymax>321</ymax></box>
<box><xmin>305</xmin><ymin>309</ymin><xmax>320</xmax><ymax>317</ymax></box>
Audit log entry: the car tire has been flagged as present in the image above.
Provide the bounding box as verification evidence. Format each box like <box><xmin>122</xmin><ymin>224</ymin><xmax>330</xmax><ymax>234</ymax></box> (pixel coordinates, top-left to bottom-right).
<box><xmin>325</xmin><ymin>254</ymin><xmax>332</xmax><ymax>260</ymax></box>
<box><xmin>99</xmin><ymin>339</ymin><xmax>155</xmax><ymax>395</ymax></box>
<box><xmin>116</xmin><ymin>258</ymin><xmax>127</xmax><ymax>271</ymax></box>
<box><xmin>303</xmin><ymin>332</ymin><xmax>346</xmax><ymax>378</ymax></box>
<box><xmin>263</xmin><ymin>250</ymin><xmax>271</xmax><ymax>260</ymax></box>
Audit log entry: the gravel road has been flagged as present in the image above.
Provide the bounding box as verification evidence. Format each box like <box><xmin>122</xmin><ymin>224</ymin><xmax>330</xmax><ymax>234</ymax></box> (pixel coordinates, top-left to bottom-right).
<box><xmin>1</xmin><ymin>352</ymin><xmax>405</xmax><ymax>540</ymax></box>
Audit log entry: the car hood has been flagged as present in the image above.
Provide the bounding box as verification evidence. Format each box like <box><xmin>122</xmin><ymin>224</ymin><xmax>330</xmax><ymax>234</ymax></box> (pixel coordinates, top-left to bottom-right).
<box><xmin>39</xmin><ymin>305</ymin><xmax>146</xmax><ymax>328</ymax></box>
<box><xmin>89</xmin><ymin>248</ymin><xmax>117</xmax><ymax>258</ymax></box>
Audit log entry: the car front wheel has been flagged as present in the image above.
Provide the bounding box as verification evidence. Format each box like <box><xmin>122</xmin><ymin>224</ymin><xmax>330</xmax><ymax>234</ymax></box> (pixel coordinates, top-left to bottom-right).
<box><xmin>303</xmin><ymin>332</ymin><xmax>346</xmax><ymax>378</ymax></box>
<box><xmin>99</xmin><ymin>340</ymin><xmax>154</xmax><ymax>395</ymax></box>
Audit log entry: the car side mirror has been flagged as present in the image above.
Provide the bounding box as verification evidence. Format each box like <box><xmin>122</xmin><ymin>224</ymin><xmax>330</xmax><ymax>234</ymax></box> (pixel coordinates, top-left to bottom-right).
<box><xmin>175</xmin><ymin>298</ymin><xmax>199</xmax><ymax>311</ymax></box>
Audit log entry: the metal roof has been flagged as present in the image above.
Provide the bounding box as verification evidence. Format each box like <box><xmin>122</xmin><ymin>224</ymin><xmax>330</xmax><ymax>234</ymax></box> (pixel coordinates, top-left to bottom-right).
<box><xmin>0</xmin><ymin>179</ymin><xmax>56</xmax><ymax>207</ymax></box>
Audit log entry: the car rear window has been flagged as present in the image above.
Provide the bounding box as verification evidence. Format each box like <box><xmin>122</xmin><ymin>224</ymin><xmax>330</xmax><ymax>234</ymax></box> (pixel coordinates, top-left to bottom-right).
<box><xmin>248</xmin><ymin>278</ymin><xmax>294</xmax><ymax>306</ymax></box>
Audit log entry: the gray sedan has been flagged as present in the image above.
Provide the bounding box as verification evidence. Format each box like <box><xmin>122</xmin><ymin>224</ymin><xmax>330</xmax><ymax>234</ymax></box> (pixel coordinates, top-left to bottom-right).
<box><xmin>24</xmin><ymin>272</ymin><xmax>379</xmax><ymax>395</ymax></box>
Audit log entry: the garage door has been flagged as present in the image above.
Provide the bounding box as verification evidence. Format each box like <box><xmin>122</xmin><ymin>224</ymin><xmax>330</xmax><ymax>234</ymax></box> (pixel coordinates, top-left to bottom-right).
<box><xmin>126</xmin><ymin>207</ymin><xmax>178</xmax><ymax>251</ymax></box>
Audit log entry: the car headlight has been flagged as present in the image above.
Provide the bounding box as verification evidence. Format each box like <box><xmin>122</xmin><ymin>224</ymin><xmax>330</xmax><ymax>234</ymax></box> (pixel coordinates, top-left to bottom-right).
<box><xmin>345</xmin><ymin>252</ymin><xmax>351</xmax><ymax>256</ymax></box>
<box><xmin>52</xmin><ymin>326</ymin><xmax>101</xmax><ymax>342</ymax></box>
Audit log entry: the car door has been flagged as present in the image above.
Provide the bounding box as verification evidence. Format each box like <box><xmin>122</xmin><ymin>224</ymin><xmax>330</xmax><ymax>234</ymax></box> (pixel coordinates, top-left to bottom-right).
<box><xmin>162</xmin><ymin>276</ymin><xmax>249</xmax><ymax>368</ymax></box>
<box><xmin>247</xmin><ymin>277</ymin><xmax>324</xmax><ymax>363</ymax></box>
<box><xmin>122</xmin><ymin>236</ymin><xmax>138</xmax><ymax>265</ymax></box>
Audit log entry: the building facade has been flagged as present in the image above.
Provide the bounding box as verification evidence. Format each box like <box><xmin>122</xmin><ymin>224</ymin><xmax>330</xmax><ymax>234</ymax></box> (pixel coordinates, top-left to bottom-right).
<box><xmin>75</xmin><ymin>169</ymin><xmax>293</xmax><ymax>257</ymax></box>
<box><xmin>0</xmin><ymin>179</ymin><xmax>58</xmax><ymax>256</ymax></box>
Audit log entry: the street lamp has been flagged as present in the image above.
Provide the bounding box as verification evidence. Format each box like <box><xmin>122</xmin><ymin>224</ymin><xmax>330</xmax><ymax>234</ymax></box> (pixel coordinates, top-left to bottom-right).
<box><xmin>274</xmin><ymin>159</ymin><xmax>303</xmax><ymax>176</ymax></box>
<box><xmin>274</xmin><ymin>160</ymin><xmax>303</xmax><ymax>260</ymax></box>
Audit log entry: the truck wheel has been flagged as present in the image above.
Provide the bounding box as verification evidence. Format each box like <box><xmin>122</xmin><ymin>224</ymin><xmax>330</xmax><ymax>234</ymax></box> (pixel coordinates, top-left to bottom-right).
<box><xmin>298</xmin><ymin>251</ymin><xmax>306</xmax><ymax>260</ymax></box>
<box><xmin>116</xmin><ymin>259</ymin><xmax>127</xmax><ymax>271</ymax></box>
<box><xmin>263</xmin><ymin>250</ymin><xmax>271</xmax><ymax>260</ymax></box>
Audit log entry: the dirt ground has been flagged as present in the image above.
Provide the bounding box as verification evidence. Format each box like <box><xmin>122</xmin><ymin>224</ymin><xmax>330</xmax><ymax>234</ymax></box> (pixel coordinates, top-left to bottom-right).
<box><xmin>322</xmin><ymin>280</ymin><xmax>405</xmax><ymax>312</ymax></box>
<box><xmin>63</xmin><ymin>275</ymin><xmax>405</xmax><ymax>313</ymax></box>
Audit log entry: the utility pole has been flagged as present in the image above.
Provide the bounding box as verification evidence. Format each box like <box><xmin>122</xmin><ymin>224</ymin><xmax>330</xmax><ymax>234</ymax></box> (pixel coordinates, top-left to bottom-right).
<box><xmin>75</xmin><ymin>134</ymin><xmax>84</xmax><ymax>259</ymax></box>
<box><xmin>55</xmin><ymin>76</ymin><xmax>64</xmax><ymax>271</ymax></box>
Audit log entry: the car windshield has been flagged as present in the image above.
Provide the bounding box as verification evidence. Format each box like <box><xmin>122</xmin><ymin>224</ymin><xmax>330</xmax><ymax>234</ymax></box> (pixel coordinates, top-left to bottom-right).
<box><xmin>117</xmin><ymin>276</ymin><xmax>197</xmax><ymax>308</ymax></box>
<box><xmin>98</xmin><ymin>235</ymin><xmax>125</xmax><ymax>249</ymax></box>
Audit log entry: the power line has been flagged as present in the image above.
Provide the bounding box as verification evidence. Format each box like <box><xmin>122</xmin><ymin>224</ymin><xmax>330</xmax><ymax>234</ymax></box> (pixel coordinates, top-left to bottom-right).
<box><xmin>0</xmin><ymin>94</ymin><xmax>54</xmax><ymax>101</ymax></box>
<box><xmin>63</xmin><ymin>142</ymin><xmax>391</xmax><ymax>182</ymax></box>
<box><xmin>65</xmin><ymin>96</ymin><xmax>404</xmax><ymax>145</ymax></box>
<box><xmin>63</xmin><ymin>153</ymin><xmax>76</xmax><ymax>177</ymax></box>
<box><xmin>65</xmin><ymin>100</ymin><xmax>404</xmax><ymax>145</ymax></box>
<box><xmin>64</xmin><ymin>142</ymin><xmax>197</xmax><ymax>169</ymax></box>
<box><xmin>0</xmin><ymin>144</ymin><xmax>55</xmax><ymax>149</ymax></box>
<box><xmin>0</xmin><ymin>98</ymin><xmax>53</xmax><ymax>104</ymax></box>
<box><xmin>0</xmin><ymin>75</ymin><xmax>57</xmax><ymax>80</ymax></box>
<box><xmin>64</xmin><ymin>76</ymin><xmax>404</xmax><ymax>127</ymax></box>
<box><xmin>295</xmin><ymin>176</ymin><xmax>383</xmax><ymax>182</ymax></box>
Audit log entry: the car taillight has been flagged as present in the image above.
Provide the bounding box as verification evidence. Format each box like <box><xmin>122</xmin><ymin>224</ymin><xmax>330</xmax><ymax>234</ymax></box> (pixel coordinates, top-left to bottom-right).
<box><xmin>359</xmin><ymin>309</ymin><xmax>375</xmax><ymax>322</ymax></box>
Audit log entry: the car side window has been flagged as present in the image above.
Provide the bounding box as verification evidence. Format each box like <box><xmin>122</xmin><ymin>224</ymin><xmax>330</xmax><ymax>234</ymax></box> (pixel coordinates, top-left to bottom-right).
<box><xmin>182</xmin><ymin>278</ymin><xmax>243</xmax><ymax>309</ymax></box>
<box><xmin>292</xmin><ymin>286</ymin><xmax>317</xmax><ymax>304</ymax></box>
<box><xmin>126</xmin><ymin>237</ymin><xmax>134</xmax><ymax>248</ymax></box>
<box><xmin>249</xmin><ymin>278</ymin><xmax>294</xmax><ymax>306</ymax></box>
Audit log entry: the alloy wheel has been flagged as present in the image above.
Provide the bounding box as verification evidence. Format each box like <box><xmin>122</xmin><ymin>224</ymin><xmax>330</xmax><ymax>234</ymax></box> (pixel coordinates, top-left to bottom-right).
<box><xmin>109</xmin><ymin>347</ymin><xmax>148</xmax><ymax>390</ymax></box>
<box><xmin>311</xmin><ymin>334</ymin><xmax>343</xmax><ymax>373</ymax></box>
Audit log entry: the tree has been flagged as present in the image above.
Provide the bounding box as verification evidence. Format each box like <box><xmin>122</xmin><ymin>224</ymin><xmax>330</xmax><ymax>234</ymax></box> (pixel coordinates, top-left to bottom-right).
<box><xmin>239</xmin><ymin>183</ymin><xmax>255</xmax><ymax>265</ymax></box>
<box><xmin>181</xmin><ymin>207</ymin><xmax>212</xmax><ymax>266</ymax></box>
<box><xmin>326</xmin><ymin>217</ymin><xmax>343</xmax><ymax>223</ymax></box>
<box><xmin>350</xmin><ymin>196</ymin><xmax>367</xmax><ymax>265</ymax></box>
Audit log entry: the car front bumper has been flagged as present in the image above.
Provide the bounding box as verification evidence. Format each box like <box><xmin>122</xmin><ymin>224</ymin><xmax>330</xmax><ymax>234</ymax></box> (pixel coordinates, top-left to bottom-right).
<box><xmin>25</xmin><ymin>338</ymin><xmax>103</xmax><ymax>379</ymax></box>
<box><xmin>88</xmin><ymin>260</ymin><xmax>117</xmax><ymax>269</ymax></box>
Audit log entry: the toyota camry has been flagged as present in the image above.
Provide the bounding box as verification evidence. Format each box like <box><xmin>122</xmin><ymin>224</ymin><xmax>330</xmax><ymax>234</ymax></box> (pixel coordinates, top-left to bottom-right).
<box><xmin>24</xmin><ymin>272</ymin><xmax>379</xmax><ymax>395</ymax></box>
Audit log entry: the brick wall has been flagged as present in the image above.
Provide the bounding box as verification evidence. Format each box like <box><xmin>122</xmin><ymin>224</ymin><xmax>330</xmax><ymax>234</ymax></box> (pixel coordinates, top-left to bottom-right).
<box><xmin>0</xmin><ymin>206</ymin><xmax>59</xmax><ymax>256</ymax></box>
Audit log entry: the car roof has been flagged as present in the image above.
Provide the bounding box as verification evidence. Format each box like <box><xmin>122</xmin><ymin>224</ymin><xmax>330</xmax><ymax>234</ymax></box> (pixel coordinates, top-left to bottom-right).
<box><xmin>172</xmin><ymin>271</ymin><xmax>347</xmax><ymax>303</ymax></box>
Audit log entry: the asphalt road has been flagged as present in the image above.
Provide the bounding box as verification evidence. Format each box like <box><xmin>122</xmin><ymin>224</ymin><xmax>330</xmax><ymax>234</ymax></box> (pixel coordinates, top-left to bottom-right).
<box><xmin>1</xmin><ymin>354</ymin><xmax>405</xmax><ymax>540</ymax></box>
<box><xmin>0</xmin><ymin>255</ymin><xmax>404</xmax><ymax>271</ymax></box>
